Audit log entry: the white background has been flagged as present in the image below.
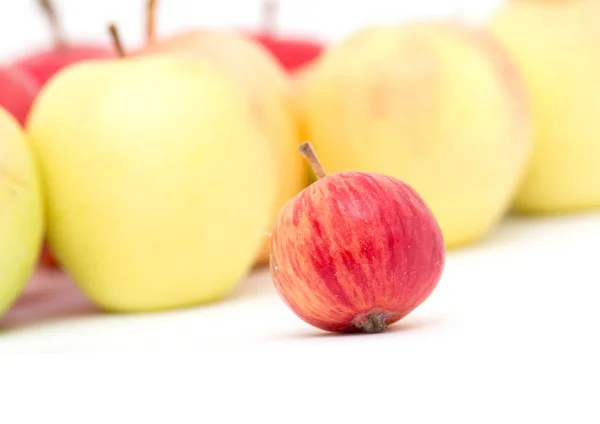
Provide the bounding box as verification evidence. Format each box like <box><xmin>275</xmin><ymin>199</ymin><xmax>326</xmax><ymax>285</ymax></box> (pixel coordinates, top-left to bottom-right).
<box><xmin>0</xmin><ymin>0</ymin><xmax>505</xmax><ymax>60</ymax></box>
<box><xmin>1</xmin><ymin>1</ymin><xmax>599</xmax><ymax>423</ymax></box>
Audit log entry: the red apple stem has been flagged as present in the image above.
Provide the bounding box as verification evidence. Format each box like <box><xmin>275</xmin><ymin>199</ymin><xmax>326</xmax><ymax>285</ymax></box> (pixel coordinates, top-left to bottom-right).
<box><xmin>39</xmin><ymin>0</ymin><xmax>65</xmax><ymax>48</ymax></box>
<box><xmin>108</xmin><ymin>23</ymin><xmax>126</xmax><ymax>58</ymax></box>
<box><xmin>353</xmin><ymin>311</ymin><xmax>388</xmax><ymax>334</ymax></box>
<box><xmin>146</xmin><ymin>0</ymin><xmax>157</xmax><ymax>44</ymax></box>
<box><xmin>299</xmin><ymin>142</ymin><xmax>327</xmax><ymax>179</ymax></box>
<box><xmin>261</xmin><ymin>0</ymin><xmax>278</xmax><ymax>35</ymax></box>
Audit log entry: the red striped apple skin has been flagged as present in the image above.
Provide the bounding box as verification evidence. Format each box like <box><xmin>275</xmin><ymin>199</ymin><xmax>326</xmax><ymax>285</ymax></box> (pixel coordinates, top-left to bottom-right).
<box><xmin>269</xmin><ymin>170</ymin><xmax>445</xmax><ymax>333</ymax></box>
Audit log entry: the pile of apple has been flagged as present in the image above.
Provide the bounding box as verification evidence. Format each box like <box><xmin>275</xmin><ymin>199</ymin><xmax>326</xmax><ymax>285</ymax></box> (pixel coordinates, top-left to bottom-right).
<box><xmin>1</xmin><ymin>0</ymin><xmax>599</xmax><ymax>334</ymax></box>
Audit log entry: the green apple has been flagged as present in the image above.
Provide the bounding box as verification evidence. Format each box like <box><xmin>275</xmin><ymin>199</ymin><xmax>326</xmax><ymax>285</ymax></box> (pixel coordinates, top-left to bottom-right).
<box><xmin>25</xmin><ymin>28</ymin><xmax>278</xmax><ymax>313</ymax></box>
<box><xmin>0</xmin><ymin>107</ymin><xmax>44</xmax><ymax>318</ymax></box>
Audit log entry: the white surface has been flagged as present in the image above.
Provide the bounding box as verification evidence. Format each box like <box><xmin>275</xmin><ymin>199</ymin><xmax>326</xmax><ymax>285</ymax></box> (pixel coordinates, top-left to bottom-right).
<box><xmin>1</xmin><ymin>214</ymin><xmax>599</xmax><ymax>422</ymax></box>
<box><xmin>1</xmin><ymin>0</ymin><xmax>598</xmax><ymax>422</ymax></box>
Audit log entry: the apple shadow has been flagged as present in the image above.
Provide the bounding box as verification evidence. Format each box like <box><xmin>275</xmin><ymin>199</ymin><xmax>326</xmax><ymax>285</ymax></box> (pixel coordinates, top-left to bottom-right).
<box><xmin>0</xmin><ymin>269</ymin><xmax>100</xmax><ymax>333</ymax></box>
<box><xmin>267</xmin><ymin>314</ymin><xmax>447</xmax><ymax>342</ymax></box>
<box><xmin>0</xmin><ymin>264</ymin><xmax>277</xmax><ymax>334</ymax></box>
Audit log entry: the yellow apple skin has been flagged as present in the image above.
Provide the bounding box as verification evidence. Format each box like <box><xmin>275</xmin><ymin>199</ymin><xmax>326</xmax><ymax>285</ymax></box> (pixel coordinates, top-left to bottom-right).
<box><xmin>291</xmin><ymin>63</ymin><xmax>321</xmax><ymax>187</ymax></box>
<box><xmin>490</xmin><ymin>0</ymin><xmax>600</xmax><ymax>214</ymax></box>
<box><xmin>26</xmin><ymin>56</ymin><xmax>277</xmax><ymax>313</ymax></box>
<box><xmin>138</xmin><ymin>30</ymin><xmax>307</xmax><ymax>265</ymax></box>
<box><xmin>0</xmin><ymin>108</ymin><xmax>44</xmax><ymax>317</ymax></box>
<box><xmin>296</xmin><ymin>22</ymin><xmax>533</xmax><ymax>248</ymax></box>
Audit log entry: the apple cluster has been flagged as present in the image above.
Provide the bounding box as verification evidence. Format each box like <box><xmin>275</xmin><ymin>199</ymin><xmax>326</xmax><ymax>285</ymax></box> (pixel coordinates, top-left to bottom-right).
<box><xmin>2</xmin><ymin>0</ymin><xmax>599</xmax><ymax>334</ymax></box>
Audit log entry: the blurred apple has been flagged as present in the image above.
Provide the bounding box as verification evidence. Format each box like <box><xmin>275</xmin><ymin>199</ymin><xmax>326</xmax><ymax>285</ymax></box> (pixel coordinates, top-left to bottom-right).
<box><xmin>25</xmin><ymin>24</ymin><xmax>277</xmax><ymax>312</ymax></box>
<box><xmin>10</xmin><ymin>0</ymin><xmax>113</xmax><ymax>270</ymax></box>
<box><xmin>138</xmin><ymin>0</ymin><xmax>307</xmax><ymax>265</ymax></box>
<box><xmin>296</xmin><ymin>21</ymin><xmax>533</xmax><ymax>248</ymax></box>
<box><xmin>12</xmin><ymin>0</ymin><xmax>113</xmax><ymax>87</ymax></box>
<box><xmin>0</xmin><ymin>66</ymin><xmax>40</xmax><ymax>126</ymax></box>
<box><xmin>245</xmin><ymin>0</ymin><xmax>324</xmax><ymax>74</ymax></box>
<box><xmin>489</xmin><ymin>0</ymin><xmax>600</xmax><ymax>214</ymax></box>
<box><xmin>0</xmin><ymin>67</ymin><xmax>56</xmax><ymax>270</ymax></box>
<box><xmin>0</xmin><ymin>107</ymin><xmax>45</xmax><ymax>318</ymax></box>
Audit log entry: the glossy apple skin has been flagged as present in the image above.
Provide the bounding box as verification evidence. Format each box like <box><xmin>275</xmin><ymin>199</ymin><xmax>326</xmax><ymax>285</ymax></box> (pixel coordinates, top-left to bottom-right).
<box><xmin>14</xmin><ymin>45</ymin><xmax>114</xmax><ymax>86</ymax></box>
<box><xmin>0</xmin><ymin>66</ymin><xmax>40</xmax><ymax>126</ymax></box>
<box><xmin>249</xmin><ymin>33</ymin><xmax>323</xmax><ymax>73</ymax></box>
<box><xmin>270</xmin><ymin>171</ymin><xmax>445</xmax><ymax>333</ymax></box>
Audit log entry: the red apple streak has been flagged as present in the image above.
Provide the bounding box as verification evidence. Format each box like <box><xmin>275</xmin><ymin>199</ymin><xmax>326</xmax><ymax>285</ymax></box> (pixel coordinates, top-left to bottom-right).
<box><xmin>270</xmin><ymin>143</ymin><xmax>445</xmax><ymax>333</ymax></box>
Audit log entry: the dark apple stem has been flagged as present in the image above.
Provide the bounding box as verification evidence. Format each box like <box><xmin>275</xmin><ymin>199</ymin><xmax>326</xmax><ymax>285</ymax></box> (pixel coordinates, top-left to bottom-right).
<box><xmin>353</xmin><ymin>311</ymin><xmax>388</xmax><ymax>334</ymax></box>
<box><xmin>39</xmin><ymin>0</ymin><xmax>65</xmax><ymax>48</ymax></box>
<box><xmin>261</xmin><ymin>0</ymin><xmax>278</xmax><ymax>35</ymax></box>
<box><xmin>299</xmin><ymin>142</ymin><xmax>327</xmax><ymax>180</ymax></box>
<box><xmin>146</xmin><ymin>0</ymin><xmax>157</xmax><ymax>44</ymax></box>
<box><xmin>108</xmin><ymin>23</ymin><xmax>126</xmax><ymax>58</ymax></box>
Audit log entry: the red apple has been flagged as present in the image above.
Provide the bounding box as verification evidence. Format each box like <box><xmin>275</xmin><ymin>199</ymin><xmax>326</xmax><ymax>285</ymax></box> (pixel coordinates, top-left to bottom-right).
<box><xmin>0</xmin><ymin>66</ymin><xmax>40</xmax><ymax>126</ymax></box>
<box><xmin>245</xmin><ymin>0</ymin><xmax>324</xmax><ymax>73</ymax></box>
<box><xmin>251</xmin><ymin>33</ymin><xmax>323</xmax><ymax>73</ymax></box>
<box><xmin>269</xmin><ymin>143</ymin><xmax>445</xmax><ymax>334</ymax></box>
<box><xmin>12</xmin><ymin>0</ymin><xmax>113</xmax><ymax>87</ymax></box>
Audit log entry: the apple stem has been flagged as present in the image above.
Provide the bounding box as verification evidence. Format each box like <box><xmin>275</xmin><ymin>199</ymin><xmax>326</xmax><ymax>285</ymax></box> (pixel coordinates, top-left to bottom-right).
<box><xmin>299</xmin><ymin>142</ymin><xmax>327</xmax><ymax>179</ymax></box>
<box><xmin>39</xmin><ymin>0</ymin><xmax>65</xmax><ymax>48</ymax></box>
<box><xmin>261</xmin><ymin>0</ymin><xmax>278</xmax><ymax>35</ymax></box>
<box><xmin>108</xmin><ymin>23</ymin><xmax>126</xmax><ymax>58</ymax></box>
<box><xmin>146</xmin><ymin>0</ymin><xmax>157</xmax><ymax>44</ymax></box>
<box><xmin>353</xmin><ymin>311</ymin><xmax>388</xmax><ymax>334</ymax></box>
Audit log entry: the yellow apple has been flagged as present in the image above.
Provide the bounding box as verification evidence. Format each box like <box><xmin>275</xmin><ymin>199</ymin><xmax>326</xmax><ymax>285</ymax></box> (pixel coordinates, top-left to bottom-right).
<box><xmin>489</xmin><ymin>0</ymin><xmax>600</xmax><ymax>213</ymax></box>
<box><xmin>137</xmin><ymin>0</ymin><xmax>307</xmax><ymax>265</ymax></box>
<box><xmin>0</xmin><ymin>107</ymin><xmax>44</xmax><ymax>317</ymax></box>
<box><xmin>25</xmin><ymin>28</ymin><xmax>278</xmax><ymax>312</ymax></box>
<box><xmin>291</xmin><ymin>62</ymin><xmax>321</xmax><ymax>187</ymax></box>
<box><xmin>296</xmin><ymin>21</ymin><xmax>533</xmax><ymax>248</ymax></box>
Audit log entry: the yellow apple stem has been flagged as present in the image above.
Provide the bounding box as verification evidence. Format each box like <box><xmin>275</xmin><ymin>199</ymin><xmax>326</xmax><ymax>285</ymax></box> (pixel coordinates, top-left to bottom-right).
<box><xmin>261</xmin><ymin>0</ymin><xmax>278</xmax><ymax>35</ymax></box>
<box><xmin>299</xmin><ymin>142</ymin><xmax>327</xmax><ymax>179</ymax></box>
<box><xmin>146</xmin><ymin>0</ymin><xmax>157</xmax><ymax>44</ymax></box>
<box><xmin>108</xmin><ymin>23</ymin><xmax>126</xmax><ymax>58</ymax></box>
<box><xmin>39</xmin><ymin>0</ymin><xmax>65</xmax><ymax>48</ymax></box>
